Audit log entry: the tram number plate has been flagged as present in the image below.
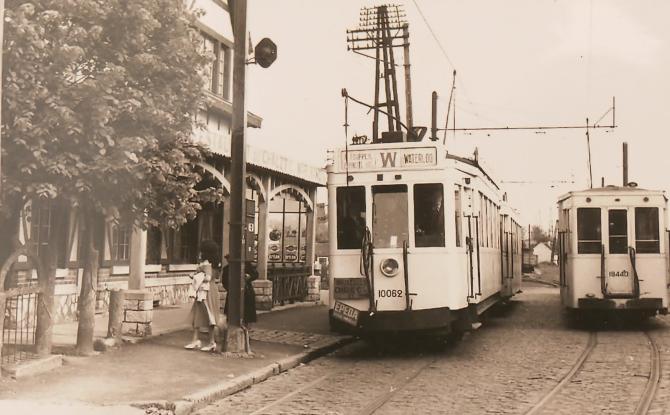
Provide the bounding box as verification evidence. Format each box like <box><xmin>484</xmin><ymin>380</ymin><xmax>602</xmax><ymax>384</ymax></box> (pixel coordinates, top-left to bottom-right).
<box><xmin>333</xmin><ymin>301</ymin><xmax>360</xmax><ymax>327</ymax></box>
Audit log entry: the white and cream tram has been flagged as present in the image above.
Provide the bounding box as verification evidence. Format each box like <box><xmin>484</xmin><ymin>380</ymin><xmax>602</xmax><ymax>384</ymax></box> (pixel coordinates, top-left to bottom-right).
<box><xmin>557</xmin><ymin>185</ymin><xmax>669</xmax><ymax>317</ymax></box>
<box><xmin>327</xmin><ymin>140</ymin><xmax>522</xmax><ymax>336</ymax></box>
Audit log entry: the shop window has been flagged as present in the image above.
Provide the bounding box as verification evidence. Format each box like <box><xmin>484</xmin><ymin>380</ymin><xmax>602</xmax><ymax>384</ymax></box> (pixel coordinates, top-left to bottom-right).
<box><xmin>146</xmin><ymin>227</ymin><xmax>162</xmax><ymax>265</ymax></box>
<box><xmin>577</xmin><ymin>208</ymin><xmax>601</xmax><ymax>254</ymax></box>
<box><xmin>372</xmin><ymin>185</ymin><xmax>408</xmax><ymax>249</ymax></box>
<box><xmin>336</xmin><ymin>186</ymin><xmax>366</xmax><ymax>250</ymax></box>
<box><xmin>170</xmin><ymin>219</ymin><xmax>199</xmax><ymax>264</ymax></box>
<box><xmin>29</xmin><ymin>202</ymin><xmax>51</xmax><ymax>260</ymax></box>
<box><xmin>608</xmin><ymin>210</ymin><xmax>628</xmax><ymax>254</ymax></box>
<box><xmin>413</xmin><ymin>183</ymin><xmax>445</xmax><ymax>247</ymax></box>
<box><xmin>268</xmin><ymin>194</ymin><xmax>309</xmax><ymax>263</ymax></box>
<box><xmin>635</xmin><ymin>207</ymin><xmax>659</xmax><ymax>253</ymax></box>
<box><xmin>111</xmin><ymin>225</ymin><xmax>130</xmax><ymax>263</ymax></box>
<box><xmin>27</xmin><ymin>201</ymin><xmax>69</xmax><ymax>268</ymax></box>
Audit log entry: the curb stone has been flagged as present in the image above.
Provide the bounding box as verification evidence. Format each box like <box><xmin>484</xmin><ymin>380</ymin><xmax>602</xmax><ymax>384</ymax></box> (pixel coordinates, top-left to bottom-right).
<box><xmin>131</xmin><ymin>335</ymin><xmax>355</xmax><ymax>415</ymax></box>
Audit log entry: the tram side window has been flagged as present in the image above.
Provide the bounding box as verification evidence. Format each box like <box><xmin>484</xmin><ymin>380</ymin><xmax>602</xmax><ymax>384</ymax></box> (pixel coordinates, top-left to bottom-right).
<box><xmin>608</xmin><ymin>210</ymin><xmax>628</xmax><ymax>254</ymax></box>
<box><xmin>336</xmin><ymin>186</ymin><xmax>366</xmax><ymax>250</ymax></box>
<box><xmin>635</xmin><ymin>207</ymin><xmax>659</xmax><ymax>253</ymax></box>
<box><xmin>577</xmin><ymin>208</ymin><xmax>601</xmax><ymax>254</ymax></box>
<box><xmin>414</xmin><ymin>184</ymin><xmax>445</xmax><ymax>247</ymax></box>
<box><xmin>373</xmin><ymin>185</ymin><xmax>409</xmax><ymax>248</ymax></box>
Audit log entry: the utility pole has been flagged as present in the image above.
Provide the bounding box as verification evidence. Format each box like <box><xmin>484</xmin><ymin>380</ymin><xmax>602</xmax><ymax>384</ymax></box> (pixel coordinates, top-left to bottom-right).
<box><xmin>0</xmin><ymin>0</ymin><xmax>5</xmax><ymax>199</ymax></box>
<box><xmin>347</xmin><ymin>4</ymin><xmax>408</xmax><ymax>142</ymax></box>
<box><xmin>227</xmin><ymin>0</ymin><xmax>249</xmax><ymax>353</ymax></box>
<box><xmin>402</xmin><ymin>24</ymin><xmax>413</xmax><ymax>132</ymax></box>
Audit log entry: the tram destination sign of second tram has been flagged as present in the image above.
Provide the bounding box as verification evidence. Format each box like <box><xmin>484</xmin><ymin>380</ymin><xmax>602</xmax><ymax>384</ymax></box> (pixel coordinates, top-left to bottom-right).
<box><xmin>340</xmin><ymin>147</ymin><xmax>438</xmax><ymax>172</ymax></box>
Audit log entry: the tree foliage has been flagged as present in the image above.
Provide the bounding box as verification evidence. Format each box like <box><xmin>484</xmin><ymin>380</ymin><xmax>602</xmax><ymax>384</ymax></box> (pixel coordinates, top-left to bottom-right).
<box><xmin>1</xmin><ymin>0</ymin><xmax>219</xmax><ymax>227</ymax></box>
<box><xmin>531</xmin><ymin>225</ymin><xmax>550</xmax><ymax>244</ymax></box>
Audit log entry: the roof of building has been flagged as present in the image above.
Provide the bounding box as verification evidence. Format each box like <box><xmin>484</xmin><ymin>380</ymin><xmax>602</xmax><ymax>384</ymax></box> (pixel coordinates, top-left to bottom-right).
<box><xmin>194</xmin><ymin>129</ymin><xmax>326</xmax><ymax>185</ymax></box>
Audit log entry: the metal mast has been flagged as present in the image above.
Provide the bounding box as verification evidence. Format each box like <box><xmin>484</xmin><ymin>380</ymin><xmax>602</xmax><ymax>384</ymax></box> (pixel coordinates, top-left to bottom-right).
<box><xmin>347</xmin><ymin>5</ymin><xmax>409</xmax><ymax>142</ymax></box>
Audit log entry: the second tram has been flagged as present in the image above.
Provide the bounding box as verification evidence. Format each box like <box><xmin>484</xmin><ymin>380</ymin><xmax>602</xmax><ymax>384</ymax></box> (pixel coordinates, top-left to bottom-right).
<box><xmin>328</xmin><ymin>140</ymin><xmax>522</xmax><ymax>337</ymax></box>
<box><xmin>557</xmin><ymin>185</ymin><xmax>669</xmax><ymax>317</ymax></box>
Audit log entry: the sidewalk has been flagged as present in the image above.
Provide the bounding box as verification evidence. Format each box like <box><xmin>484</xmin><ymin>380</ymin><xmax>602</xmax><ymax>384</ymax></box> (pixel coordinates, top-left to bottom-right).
<box><xmin>0</xmin><ymin>301</ymin><xmax>351</xmax><ymax>415</ymax></box>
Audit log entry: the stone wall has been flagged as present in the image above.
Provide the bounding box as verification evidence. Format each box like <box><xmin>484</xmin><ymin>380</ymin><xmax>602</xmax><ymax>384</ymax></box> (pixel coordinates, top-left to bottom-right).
<box><xmin>52</xmin><ymin>271</ymin><xmax>194</xmax><ymax>323</ymax></box>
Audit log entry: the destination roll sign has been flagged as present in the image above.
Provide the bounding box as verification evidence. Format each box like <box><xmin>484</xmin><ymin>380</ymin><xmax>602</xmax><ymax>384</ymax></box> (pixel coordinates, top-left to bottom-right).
<box><xmin>340</xmin><ymin>147</ymin><xmax>437</xmax><ymax>172</ymax></box>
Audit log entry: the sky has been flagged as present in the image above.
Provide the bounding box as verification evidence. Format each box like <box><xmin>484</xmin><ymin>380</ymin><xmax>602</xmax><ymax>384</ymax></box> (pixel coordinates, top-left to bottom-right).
<box><xmin>243</xmin><ymin>0</ymin><xmax>670</xmax><ymax>229</ymax></box>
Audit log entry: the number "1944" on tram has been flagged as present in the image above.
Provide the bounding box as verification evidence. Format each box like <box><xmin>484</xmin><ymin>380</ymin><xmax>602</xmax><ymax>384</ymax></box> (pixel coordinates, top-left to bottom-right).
<box><xmin>557</xmin><ymin>185</ymin><xmax>669</xmax><ymax>318</ymax></box>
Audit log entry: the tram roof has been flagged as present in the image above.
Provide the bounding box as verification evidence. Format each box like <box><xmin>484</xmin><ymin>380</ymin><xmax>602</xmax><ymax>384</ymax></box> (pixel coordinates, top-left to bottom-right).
<box><xmin>557</xmin><ymin>185</ymin><xmax>667</xmax><ymax>203</ymax></box>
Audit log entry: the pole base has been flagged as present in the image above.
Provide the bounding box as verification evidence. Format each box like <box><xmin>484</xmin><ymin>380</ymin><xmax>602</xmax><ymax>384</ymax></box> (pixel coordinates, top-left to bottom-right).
<box><xmin>223</xmin><ymin>325</ymin><xmax>252</xmax><ymax>355</ymax></box>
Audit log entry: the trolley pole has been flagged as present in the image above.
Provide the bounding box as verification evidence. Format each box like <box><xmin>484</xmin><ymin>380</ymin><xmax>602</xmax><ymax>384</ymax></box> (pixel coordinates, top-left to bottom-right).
<box><xmin>226</xmin><ymin>0</ymin><xmax>249</xmax><ymax>353</ymax></box>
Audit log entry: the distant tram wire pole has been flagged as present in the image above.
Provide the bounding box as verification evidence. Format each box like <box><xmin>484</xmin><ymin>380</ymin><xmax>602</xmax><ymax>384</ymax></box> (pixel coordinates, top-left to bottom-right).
<box><xmin>443</xmin><ymin>70</ymin><xmax>456</xmax><ymax>145</ymax></box>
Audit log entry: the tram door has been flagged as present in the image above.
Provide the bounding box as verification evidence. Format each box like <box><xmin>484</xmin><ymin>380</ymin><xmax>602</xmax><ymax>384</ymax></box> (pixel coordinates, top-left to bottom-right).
<box><xmin>500</xmin><ymin>215</ymin><xmax>512</xmax><ymax>297</ymax></box>
<box><xmin>463</xmin><ymin>187</ymin><xmax>481</xmax><ymax>298</ymax></box>
<box><xmin>603</xmin><ymin>208</ymin><xmax>636</xmax><ymax>297</ymax></box>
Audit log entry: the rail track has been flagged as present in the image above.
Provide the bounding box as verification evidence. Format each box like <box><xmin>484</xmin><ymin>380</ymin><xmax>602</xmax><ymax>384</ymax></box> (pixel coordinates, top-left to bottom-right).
<box><xmin>241</xmin><ymin>352</ymin><xmax>435</xmax><ymax>415</ymax></box>
<box><xmin>525</xmin><ymin>331</ymin><xmax>661</xmax><ymax>415</ymax></box>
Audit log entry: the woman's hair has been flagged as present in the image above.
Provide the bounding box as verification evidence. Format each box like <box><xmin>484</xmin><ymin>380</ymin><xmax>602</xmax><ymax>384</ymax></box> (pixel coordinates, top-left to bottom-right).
<box><xmin>200</xmin><ymin>240</ymin><xmax>221</xmax><ymax>268</ymax></box>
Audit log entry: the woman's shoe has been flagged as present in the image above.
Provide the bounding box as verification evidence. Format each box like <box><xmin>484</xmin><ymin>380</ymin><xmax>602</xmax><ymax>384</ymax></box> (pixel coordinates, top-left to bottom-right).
<box><xmin>184</xmin><ymin>340</ymin><xmax>202</xmax><ymax>350</ymax></box>
<box><xmin>200</xmin><ymin>342</ymin><xmax>216</xmax><ymax>352</ymax></box>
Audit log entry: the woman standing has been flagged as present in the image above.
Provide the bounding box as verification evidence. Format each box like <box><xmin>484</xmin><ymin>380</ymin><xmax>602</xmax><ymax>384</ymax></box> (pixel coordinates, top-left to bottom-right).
<box><xmin>184</xmin><ymin>240</ymin><xmax>222</xmax><ymax>351</ymax></box>
<box><xmin>222</xmin><ymin>257</ymin><xmax>258</xmax><ymax>326</ymax></box>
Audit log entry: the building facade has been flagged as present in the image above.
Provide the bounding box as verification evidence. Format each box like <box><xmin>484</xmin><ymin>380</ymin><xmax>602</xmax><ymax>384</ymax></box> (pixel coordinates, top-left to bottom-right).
<box><xmin>11</xmin><ymin>0</ymin><xmax>325</xmax><ymax>323</ymax></box>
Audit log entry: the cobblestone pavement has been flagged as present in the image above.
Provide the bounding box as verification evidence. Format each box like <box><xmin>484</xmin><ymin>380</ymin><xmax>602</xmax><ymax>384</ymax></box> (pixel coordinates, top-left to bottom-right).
<box><xmin>249</xmin><ymin>328</ymin><xmax>344</xmax><ymax>349</ymax></box>
<box><xmin>195</xmin><ymin>283</ymin><xmax>669</xmax><ymax>415</ymax></box>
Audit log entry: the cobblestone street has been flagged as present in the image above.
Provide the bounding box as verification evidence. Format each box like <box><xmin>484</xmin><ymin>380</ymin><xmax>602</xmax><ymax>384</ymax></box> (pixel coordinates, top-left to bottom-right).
<box><xmin>195</xmin><ymin>280</ymin><xmax>670</xmax><ymax>415</ymax></box>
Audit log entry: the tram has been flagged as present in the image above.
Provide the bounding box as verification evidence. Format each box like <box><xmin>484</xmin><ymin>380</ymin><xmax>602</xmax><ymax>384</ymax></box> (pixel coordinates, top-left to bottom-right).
<box><xmin>327</xmin><ymin>138</ymin><xmax>523</xmax><ymax>336</ymax></box>
<box><xmin>556</xmin><ymin>185</ymin><xmax>669</xmax><ymax>317</ymax></box>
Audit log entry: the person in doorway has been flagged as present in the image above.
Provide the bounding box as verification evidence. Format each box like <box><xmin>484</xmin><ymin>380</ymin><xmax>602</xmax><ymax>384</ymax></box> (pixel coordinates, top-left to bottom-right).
<box><xmin>184</xmin><ymin>240</ymin><xmax>222</xmax><ymax>351</ymax></box>
<box><xmin>222</xmin><ymin>256</ymin><xmax>258</xmax><ymax>327</ymax></box>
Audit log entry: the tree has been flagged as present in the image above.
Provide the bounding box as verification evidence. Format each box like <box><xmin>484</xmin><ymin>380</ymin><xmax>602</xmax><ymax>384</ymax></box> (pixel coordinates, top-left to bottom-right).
<box><xmin>531</xmin><ymin>225</ymin><xmax>550</xmax><ymax>245</ymax></box>
<box><xmin>1</xmin><ymin>0</ymin><xmax>220</xmax><ymax>355</ymax></box>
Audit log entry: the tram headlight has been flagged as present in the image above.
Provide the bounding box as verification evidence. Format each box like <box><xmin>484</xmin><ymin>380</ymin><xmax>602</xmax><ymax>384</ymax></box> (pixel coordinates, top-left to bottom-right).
<box><xmin>380</xmin><ymin>258</ymin><xmax>400</xmax><ymax>277</ymax></box>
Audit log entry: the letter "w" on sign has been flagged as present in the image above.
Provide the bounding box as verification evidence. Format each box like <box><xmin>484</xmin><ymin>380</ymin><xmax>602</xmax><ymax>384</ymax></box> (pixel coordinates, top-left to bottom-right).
<box><xmin>380</xmin><ymin>152</ymin><xmax>397</xmax><ymax>168</ymax></box>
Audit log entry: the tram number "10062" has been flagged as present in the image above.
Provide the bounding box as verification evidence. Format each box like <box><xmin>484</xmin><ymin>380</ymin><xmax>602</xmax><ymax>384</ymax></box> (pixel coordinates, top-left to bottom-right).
<box><xmin>377</xmin><ymin>289</ymin><xmax>403</xmax><ymax>298</ymax></box>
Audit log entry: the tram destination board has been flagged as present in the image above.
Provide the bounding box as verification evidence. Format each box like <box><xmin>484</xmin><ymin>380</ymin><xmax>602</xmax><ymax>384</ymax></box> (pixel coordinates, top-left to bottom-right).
<box><xmin>340</xmin><ymin>147</ymin><xmax>437</xmax><ymax>172</ymax></box>
<box><xmin>333</xmin><ymin>301</ymin><xmax>360</xmax><ymax>327</ymax></box>
<box><xmin>333</xmin><ymin>277</ymin><xmax>369</xmax><ymax>299</ymax></box>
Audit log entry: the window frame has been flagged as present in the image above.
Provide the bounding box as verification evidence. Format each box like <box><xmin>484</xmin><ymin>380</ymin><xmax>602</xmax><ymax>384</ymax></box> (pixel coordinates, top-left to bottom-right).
<box><xmin>577</xmin><ymin>207</ymin><xmax>602</xmax><ymax>254</ymax></box>
<box><xmin>372</xmin><ymin>184</ymin><xmax>409</xmax><ymax>249</ymax></box>
<box><xmin>413</xmin><ymin>183</ymin><xmax>446</xmax><ymax>248</ymax></box>
<box><xmin>635</xmin><ymin>207</ymin><xmax>660</xmax><ymax>254</ymax></box>
<box><xmin>607</xmin><ymin>209</ymin><xmax>628</xmax><ymax>254</ymax></box>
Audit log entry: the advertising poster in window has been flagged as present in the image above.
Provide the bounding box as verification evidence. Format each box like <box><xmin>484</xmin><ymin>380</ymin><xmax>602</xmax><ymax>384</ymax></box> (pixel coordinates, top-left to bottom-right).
<box><xmin>300</xmin><ymin>216</ymin><xmax>308</xmax><ymax>262</ymax></box>
<box><xmin>283</xmin><ymin>213</ymin><xmax>299</xmax><ymax>262</ymax></box>
<box><xmin>268</xmin><ymin>212</ymin><xmax>283</xmax><ymax>262</ymax></box>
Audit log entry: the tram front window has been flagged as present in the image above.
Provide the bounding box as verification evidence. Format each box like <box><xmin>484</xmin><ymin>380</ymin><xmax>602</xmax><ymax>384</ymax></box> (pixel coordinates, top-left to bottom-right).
<box><xmin>577</xmin><ymin>208</ymin><xmax>602</xmax><ymax>254</ymax></box>
<box><xmin>414</xmin><ymin>183</ymin><xmax>445</xmax><ymax>247</ymax></box>
<box><xmin>372</xmin><ymin>185</ymin><xmax>409</xmax><ymax>248</ymax></box>
<box><xmin>336</xmin><ymin>186</ymin><xmax>366</xmax><ymax>250</ymax></box>
<box><xmin>635</xmin><ymin>207</ymin><xmax>659</xmax><ymax>253</ymax></box>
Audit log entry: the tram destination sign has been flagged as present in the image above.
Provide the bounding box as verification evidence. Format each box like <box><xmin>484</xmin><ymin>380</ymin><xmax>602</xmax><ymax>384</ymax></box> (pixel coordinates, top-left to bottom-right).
<box><xmin>333</xmin><ymin>277</ymin><xmax>370</xmax><ymax>300</ymax></box>
<box><xmin>340</xmin><ymin>147</ymin><xmax>437</xmax><ymax>172</ymax></box>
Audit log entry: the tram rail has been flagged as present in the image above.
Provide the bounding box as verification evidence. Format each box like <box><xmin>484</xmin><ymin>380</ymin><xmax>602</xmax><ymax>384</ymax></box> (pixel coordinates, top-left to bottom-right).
<box><xmin>526</xmin><ymin>330</ymin><xmax>661</xmax><ymax>415</ymax></box>
<box><xmin>634</xmin><ymin>332</ymin><xmax>661</xmax><ymax>415</ymax></box>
